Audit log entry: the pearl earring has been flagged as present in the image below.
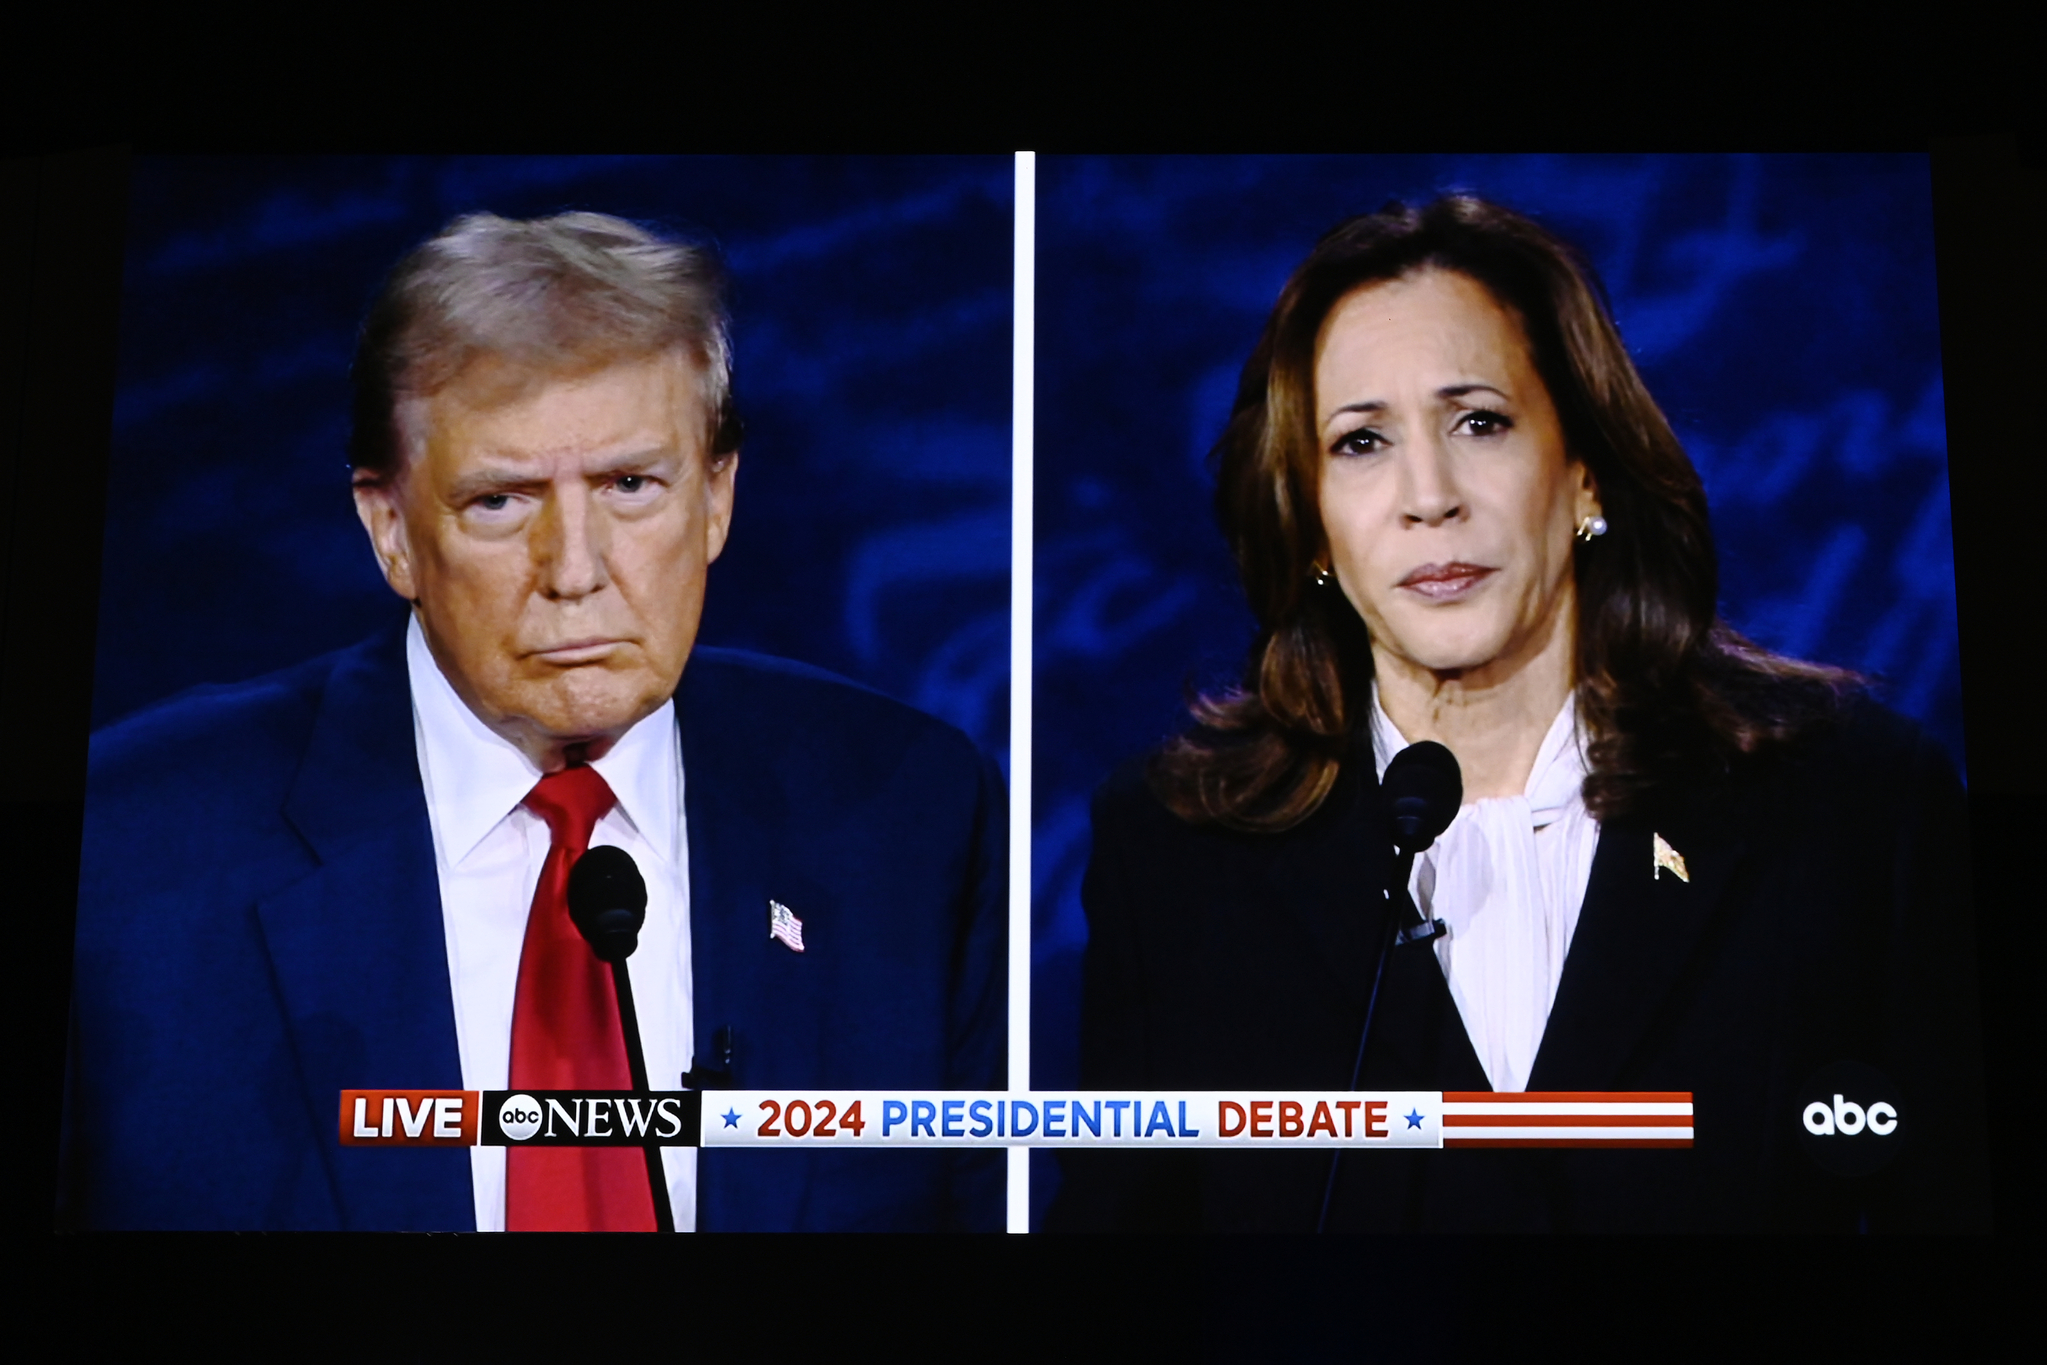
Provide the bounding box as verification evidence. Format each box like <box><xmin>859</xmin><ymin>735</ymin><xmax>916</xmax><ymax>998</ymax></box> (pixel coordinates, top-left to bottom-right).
<box><xmin>1575</xmin><ymin>515</ymin><xmax>1609</xmax><ymax>542</ymax></box>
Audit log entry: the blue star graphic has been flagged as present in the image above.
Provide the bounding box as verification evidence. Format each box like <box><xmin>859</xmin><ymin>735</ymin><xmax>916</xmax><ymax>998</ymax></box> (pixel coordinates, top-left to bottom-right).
<box><xmin>721</xmin><ymin>1108</ymin><xmax>741</xmax><ymax>1128</ymax></box>
<box><xmin>1405</xmin><ymin>1109</ymin><xmax>1424</xmax><ymax>1129</ymax></box>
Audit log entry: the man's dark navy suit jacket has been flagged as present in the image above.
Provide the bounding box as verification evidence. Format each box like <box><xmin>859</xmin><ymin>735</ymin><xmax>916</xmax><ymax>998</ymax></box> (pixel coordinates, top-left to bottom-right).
<box><xmin>62</xmin><ymin>619</ymin><xmax>1006</xmax><ymax>1231</ymax></box>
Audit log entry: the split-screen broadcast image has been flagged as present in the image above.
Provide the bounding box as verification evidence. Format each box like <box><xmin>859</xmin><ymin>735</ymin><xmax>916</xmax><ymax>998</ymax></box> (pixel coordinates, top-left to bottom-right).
<box><xmin>61</xmin><ymin>155</ymin><xmax>1983</xmax><ymax>1232</ymax></box>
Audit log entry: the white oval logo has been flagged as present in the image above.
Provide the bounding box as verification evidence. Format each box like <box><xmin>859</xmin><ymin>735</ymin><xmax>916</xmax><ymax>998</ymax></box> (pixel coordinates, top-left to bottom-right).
<box><xmin>499</xmin><ymin>1093</ymin><xmax>543</xmax><ymax>1142</ymax></box>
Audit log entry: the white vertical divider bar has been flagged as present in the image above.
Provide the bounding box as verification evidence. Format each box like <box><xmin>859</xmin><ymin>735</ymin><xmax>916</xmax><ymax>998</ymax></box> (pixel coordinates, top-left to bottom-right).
<box><xmin>1006</xmin><ymin>150</ymin><xmax>1036</xmax><ymax>1234</ymax></box>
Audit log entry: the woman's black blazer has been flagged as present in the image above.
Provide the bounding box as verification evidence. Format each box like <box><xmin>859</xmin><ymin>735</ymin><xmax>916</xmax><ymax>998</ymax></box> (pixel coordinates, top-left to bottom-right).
<box><xmin>1046</xmin><ymin>700</ymin><xmax>1991</xmax><ymax>1232</ymax></box>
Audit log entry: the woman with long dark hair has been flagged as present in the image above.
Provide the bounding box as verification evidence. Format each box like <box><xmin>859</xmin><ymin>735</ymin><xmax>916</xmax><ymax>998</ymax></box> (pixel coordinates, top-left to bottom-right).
<box><xmin>1047</xmin><ymin>197</ymin><xmax>1987</xmax><ymax>1232</ymax></box>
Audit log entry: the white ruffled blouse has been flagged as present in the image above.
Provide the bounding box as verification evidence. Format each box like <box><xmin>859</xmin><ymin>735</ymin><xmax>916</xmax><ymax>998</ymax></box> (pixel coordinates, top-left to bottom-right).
<box><xmin>1368</xmin><ymin>686</ymin><xmax>1601</xmax><ymax>1094</ymax></box>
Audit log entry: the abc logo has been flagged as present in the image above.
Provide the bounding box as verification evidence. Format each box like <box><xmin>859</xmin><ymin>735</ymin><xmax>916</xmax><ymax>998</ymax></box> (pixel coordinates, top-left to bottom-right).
<box><xmin>1796</xmin><ymin>1062</ymin><xmax>1904</xmax><ymax>1178</ymax></box>
<box><xmin>499</xmin><ymin>1094</ymin><xmax>543</xmax><ymax>1142</ymax></box>
<box><xmin>1803</xmin><ymin>1095</ymin><xmax>1897</xmax><ymax>1137</ymax></box>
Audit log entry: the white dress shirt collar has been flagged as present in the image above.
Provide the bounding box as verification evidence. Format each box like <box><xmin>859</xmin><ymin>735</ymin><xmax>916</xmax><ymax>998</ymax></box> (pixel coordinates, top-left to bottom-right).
<box><xmin>405</xmin><ymin>614</ymin><xmax>678</xmax><ymax>869</ymax></box>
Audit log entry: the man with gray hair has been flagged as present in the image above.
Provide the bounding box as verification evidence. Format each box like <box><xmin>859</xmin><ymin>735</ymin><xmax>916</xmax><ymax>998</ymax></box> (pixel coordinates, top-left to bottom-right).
<box><xmin>63</xmin><ymin>212</ymin><xmax>1007</xmax><ymax>1232</ymax></box>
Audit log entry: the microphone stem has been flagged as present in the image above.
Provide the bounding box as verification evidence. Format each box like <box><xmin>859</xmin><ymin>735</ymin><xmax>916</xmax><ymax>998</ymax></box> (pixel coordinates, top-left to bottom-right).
<box><xmin>609</xmin><ymin>958</ymin><xmax>652</xmax><ymax>1093</ymax></box>
<box><xmin>1317</xmin><ymin>845</ymin><xmax>1419</xmax><ymax>1234</ymax></box>
<box><xmin>609</xmin><ymin>958</ymin><xmax>676</xmax><ymax>1234</ymax></box>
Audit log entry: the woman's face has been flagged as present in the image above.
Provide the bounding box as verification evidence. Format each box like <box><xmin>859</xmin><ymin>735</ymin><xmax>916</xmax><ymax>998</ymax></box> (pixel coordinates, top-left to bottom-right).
<box><xmin>1313</xmin><ymin>268</ymin><xmax>1599</xmax><ymax>687</ymax></box>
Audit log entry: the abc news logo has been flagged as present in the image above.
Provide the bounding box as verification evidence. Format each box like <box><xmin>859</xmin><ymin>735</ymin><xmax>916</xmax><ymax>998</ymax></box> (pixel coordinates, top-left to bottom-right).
<box><xmin>1796</xmin><ymin>1062</ymin><xmax>1905</xmax><ymax>1178</ymax></box>
<box><xmin>484</xmin><ymin>1091</ymin><xmax>702</xmax><ymax>1147</ymax></box>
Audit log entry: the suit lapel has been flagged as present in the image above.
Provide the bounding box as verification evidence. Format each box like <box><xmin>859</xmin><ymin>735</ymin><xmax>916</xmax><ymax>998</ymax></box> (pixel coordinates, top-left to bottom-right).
<box><xmin>1527</xmin><ymin>782</ymin><xmax>1750</xmax><ymax>1091</ymax></box>
<box><xmin>1263</xmin><ymin>747</ymin><xmax>1490</xmax><ymax>1091</ymax></box>
<box><xmin>1263</xmin><ymin>744</ymin><xmax>1391</xmax><ymax>1004</ymax></box>
<box><xmin>254</xmin><ymin>622</ymin><xmax>473</xmax><ymax>1231</ymax></box>
<box><xmin>678</xmin><ymin>655</ymin><xmax>815</xmax><ymax>1232</ymax></box>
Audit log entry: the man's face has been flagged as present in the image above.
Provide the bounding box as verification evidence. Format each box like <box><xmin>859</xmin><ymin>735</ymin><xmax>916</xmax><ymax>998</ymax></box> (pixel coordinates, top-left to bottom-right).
<box><xmin>354</xmin><ymin>351</ymin><xmax>736</xmax><ymax>768</ymax></box>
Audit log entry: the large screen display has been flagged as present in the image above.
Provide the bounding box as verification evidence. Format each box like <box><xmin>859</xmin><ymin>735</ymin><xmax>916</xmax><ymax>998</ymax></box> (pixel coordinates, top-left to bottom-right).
<box><xmin>45</xmin><ymin>152</ymin><xmax>1999</xmax><ymax>1234</ymax></box>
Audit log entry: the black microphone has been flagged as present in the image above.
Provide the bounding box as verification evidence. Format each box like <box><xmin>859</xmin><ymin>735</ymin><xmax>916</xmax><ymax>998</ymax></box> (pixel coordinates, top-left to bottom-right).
<box><xmin>1318</xmin><ymin>739</ymin><xmax>1463</xmax><ymax>1233</ymax></box>
<box><xmin>682</xmin><ymin>1025</ymin><xmax>736</xmax><ymax>1091</ymax></box>
<box><xmin>566</xmin><ymin>844</ymin><xmax>674</xmax><ymax>1233</ymax></box>
<box><xmin>567</xmin><ymin>844</ymin><xmax>648</xmax><ymax>964</ymax></box>
<box><xmin>1383</xmin><ymin>740</ymin><xmax>1461</xmax><ymax>947</ymax></box>
<box><xmin>1384</xmin><ymin>739</ymin><xmax>1461</xmax><ymax>853</ymax></box>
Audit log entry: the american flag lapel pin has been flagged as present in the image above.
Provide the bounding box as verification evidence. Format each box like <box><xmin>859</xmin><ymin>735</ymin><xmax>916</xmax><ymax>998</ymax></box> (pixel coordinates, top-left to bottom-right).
<box><xmin>768</xmin><ymin>899</ymin><xmax>806</xmax><ymax>952</ymax></box>
<box><xmin>1653</xmin><ymin>833</ymin><xmax>1690</xmax><ymax>883</ymax></box>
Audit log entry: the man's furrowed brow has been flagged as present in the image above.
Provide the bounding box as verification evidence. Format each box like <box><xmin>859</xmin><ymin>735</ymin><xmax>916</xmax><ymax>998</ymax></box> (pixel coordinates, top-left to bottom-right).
<box><xmin>445</xmin><ymin>467</ymin><xmax>547</xmax><ymax>502</ymax></box>
<box><xmin>441</xmin><ymin>446</ymin><xmax>685</xmax><ymax>502</ymax></box>
<box><xmin>584</xmin><ymin>445</ymin><xmax>682</xmax><ymax>477</ymax></box>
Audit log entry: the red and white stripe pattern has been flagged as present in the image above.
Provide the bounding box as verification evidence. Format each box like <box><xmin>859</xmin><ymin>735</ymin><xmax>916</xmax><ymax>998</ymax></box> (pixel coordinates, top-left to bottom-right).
<box><xmin>769</xmin><ymin>899</ymin><xmax>805</xmax><ymax>953</ymax></box>
<box><xmin>1442</xmin><ymin>1092</ymin><xmax>1693</xmax><ymax>1147</ymax></box>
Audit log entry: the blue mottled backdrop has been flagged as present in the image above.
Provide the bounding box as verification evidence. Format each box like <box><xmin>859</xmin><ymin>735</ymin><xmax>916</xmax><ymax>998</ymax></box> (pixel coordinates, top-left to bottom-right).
<box><xmin>95</xmin><ymin>157</ymin><xmax>1014</xmax><ymax>775</ymax></box>
<box><xmin>1029</xmin><ymin>153</ymin><xmax>1960</xmax><ymax>1224</ymax></box>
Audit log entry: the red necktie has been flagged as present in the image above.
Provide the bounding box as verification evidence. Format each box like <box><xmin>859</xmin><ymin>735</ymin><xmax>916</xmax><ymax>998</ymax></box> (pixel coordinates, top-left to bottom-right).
<box><xmin>505</xmin><ymin>765</ymin><xmax>657</xmax><ymax>1232</ymax></box>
